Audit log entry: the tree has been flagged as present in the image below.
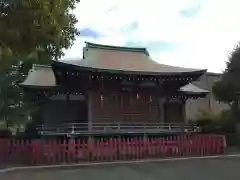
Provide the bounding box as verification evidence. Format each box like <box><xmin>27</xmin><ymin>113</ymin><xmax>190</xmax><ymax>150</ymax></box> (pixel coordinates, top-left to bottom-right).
<box><xmin>0</xmin><ymin>0</ymin><xmax>80</xmax><ymax>128</ymax></box>
<box><xmin>212</xmin><ymin>44</ymin><xmax>240</xmax><ymax>108</ymax></box>
<box><xmin>0</xmin><ymin>54</ymin><xmax>52</xmax><ymax>133</ymax></box>
<box><xmin>0</xmin><ymin>63</ymin><xmax>27</xmax><ymax>127</ymax></box>
<box><xmin>0</xmin><ymin>0</ymin><xmax>80</xmax><ymax>67</ymax></box>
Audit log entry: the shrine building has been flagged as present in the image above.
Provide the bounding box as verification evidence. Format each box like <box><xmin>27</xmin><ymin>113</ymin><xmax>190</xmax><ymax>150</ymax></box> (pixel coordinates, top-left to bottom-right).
<box><xmin>21</xmin><ymin>42</ymin><xmax>209</xmax><ymax>136</ymax></box>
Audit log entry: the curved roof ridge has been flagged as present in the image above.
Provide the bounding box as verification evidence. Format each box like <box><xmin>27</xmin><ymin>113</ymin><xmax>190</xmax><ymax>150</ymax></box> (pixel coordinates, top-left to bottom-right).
<box><xmin>85</xmin><ymin>41</ymin><xmax>150</xmax><ymax>56</ymax></box>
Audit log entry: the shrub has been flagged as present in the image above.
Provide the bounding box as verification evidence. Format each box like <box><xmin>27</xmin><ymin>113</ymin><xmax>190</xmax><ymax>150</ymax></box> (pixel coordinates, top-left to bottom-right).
<box><xmin>191</xmin><ymin>109</ymin><xmax>235</xmax><ymax>134</ymax></box>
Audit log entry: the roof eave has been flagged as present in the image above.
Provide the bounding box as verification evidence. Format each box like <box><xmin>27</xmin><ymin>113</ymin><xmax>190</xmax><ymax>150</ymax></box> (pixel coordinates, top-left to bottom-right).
<box><xmin>85</xmin><ymin>42</ymin><xmax>150</xmax><ymax>56</ymax></box>
<box><xmin>20</xmin><ymin>83</ymin><xmax>57</xmax><ymax>89</ymax></box>
<box><xmin>53</xmin><ymin>60</ymin><xmax>207</xmax><ymax>77</ymax></box>
<box><xmin>179</xmin><ymin>83</ymin><xmax>210</xmax><ymax>95</ymax></box>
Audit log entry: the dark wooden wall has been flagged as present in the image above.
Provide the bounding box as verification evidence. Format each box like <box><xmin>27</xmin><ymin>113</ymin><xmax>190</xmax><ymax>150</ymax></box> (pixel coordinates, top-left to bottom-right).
<box><xmin>41</xmin><ymin>80</ymin><xmax>186</xmax><ymax>125</ymax></box>
<box><xmin>91</xmin><ymin>90</ymin><xmax>161</xmax><ymax>123</ymax></box>
<box><xmin>89</xmin><ymin>81</ymin><xmax>162</xmax><ymax>123</ymax></box>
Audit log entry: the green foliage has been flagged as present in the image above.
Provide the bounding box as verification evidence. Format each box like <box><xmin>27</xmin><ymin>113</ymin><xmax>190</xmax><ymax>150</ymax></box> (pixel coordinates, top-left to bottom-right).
<box><xmin>0</xmin><ymin>0</ymin><xmax>80</xmax><ymax>127</ymax></box>
<box><xmin>0</xmin><ymin>52</ymin><xmax>51</xmax><ymax>128</ymax></box>
<box><xmin>0</xmin><ymin>63</ymin><xmax>29</xmax><ymax>127</ymax></box>
<box><xmin>212</xmin><ymin>81</ymin><xmax>235</xmax><ymax>103</ymax></box>
<box><xmin>193</xmin><ymin>110</ymin><xmax>235</xmax><ymax>134</ymax></box>
<box><xmin>212</xmin><ymin>45</ymin><xmax>240</xmax><ymax>104</ymax></box>
<box><xmin>0</xmin><ymin>0</ymin><xmax>80</xmax><ymax>68</ymax></box>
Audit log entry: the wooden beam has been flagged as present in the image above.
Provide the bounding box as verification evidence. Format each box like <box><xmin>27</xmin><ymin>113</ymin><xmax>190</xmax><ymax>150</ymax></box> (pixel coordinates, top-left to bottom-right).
<box><xmin>88</xmin><ymin>91</ymin><xmax>93</xmax><ymax>132</ymax></box>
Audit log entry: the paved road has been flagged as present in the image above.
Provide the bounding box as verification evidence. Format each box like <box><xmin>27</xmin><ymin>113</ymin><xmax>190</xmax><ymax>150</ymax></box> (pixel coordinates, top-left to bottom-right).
<box><xmin>2</xmin><ymin>157</ymin><xmax>240</xmax><ymax>180</ymax></box>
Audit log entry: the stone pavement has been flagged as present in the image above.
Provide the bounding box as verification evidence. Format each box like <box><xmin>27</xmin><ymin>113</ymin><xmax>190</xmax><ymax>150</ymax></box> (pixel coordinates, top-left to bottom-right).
<box><xmin>0</xmin><ymin>164</ymin><xmax>11</xmax><ymax>169</ymax></box>
<box><xmin>2</xmin><ymin>156</ymin><xmax>240</xmax><ymax>180</ymax></box>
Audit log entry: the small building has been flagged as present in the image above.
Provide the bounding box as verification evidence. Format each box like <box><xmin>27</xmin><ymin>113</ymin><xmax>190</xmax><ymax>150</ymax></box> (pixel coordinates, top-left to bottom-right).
<box><xmin>186</xmin><ymin>72</ymin><xmax>229</xmax><ymax>120</ymax></box>
<box><xmin>21</xmin><ymin>42</ymin><xmax>209</xmax><ymax>136</ymax></box>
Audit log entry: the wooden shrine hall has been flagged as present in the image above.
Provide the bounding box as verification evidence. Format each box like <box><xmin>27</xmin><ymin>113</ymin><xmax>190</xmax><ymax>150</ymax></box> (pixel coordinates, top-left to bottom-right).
<box><xmin>21</xmin><ymin>42</ymin><xmax>209</xmax><ymax>136</ymax></box>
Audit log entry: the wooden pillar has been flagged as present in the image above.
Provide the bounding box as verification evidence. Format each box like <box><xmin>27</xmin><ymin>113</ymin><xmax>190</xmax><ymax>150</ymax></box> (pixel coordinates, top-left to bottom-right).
<box><xmin>159</xmin><ymin>97</ymin><xmax>165</xmax><ymax>124</ymax></box>
<box><xmin>182</xmin><ymin>100</ymin><xmax>187</xmax><ymax>123</ymax></box>
<box><xmin>88</xmin><ymin>136</ymin><xmax>94</xmax><ymax>144</ymax></box>
<box><xmin>88</xmin><ymin>91</ymin><xmax>93</xmax><ymax>132</ymax></box>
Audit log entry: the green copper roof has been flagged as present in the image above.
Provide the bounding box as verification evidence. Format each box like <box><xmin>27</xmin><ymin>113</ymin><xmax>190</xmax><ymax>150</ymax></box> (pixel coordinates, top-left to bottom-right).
<box><xmin>85</xmin><ymin>42</ymin><xmax>150</xmax><ymax>56</ymax></box>
<box><xmin>55</xmin><ymin>41</ymin><xmax>205</xmax><ymax>75</ymax></box>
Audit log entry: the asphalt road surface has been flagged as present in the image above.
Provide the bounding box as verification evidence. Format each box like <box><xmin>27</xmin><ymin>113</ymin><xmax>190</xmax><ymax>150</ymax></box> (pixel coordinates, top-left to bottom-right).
<box><xmin>2</xmin><ymin>157</ymin><xmax>240</xmax><ymax>180</ymax></box>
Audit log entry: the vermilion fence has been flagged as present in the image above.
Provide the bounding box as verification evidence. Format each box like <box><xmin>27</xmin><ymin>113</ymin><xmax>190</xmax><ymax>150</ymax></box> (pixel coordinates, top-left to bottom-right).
<box><xmin>0</xmin><ymin>134</ymin><xmax>226</xmax><ymax>166</ymax></box>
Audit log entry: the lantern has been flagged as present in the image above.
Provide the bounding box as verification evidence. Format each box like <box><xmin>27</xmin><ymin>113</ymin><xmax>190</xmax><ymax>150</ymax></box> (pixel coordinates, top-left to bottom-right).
<box><xmin>136</xmin><ymin>93</ymin><xmax>139</xmax><ymax>99</ymax></box>
<box><xmin>149</xmin><ymin>95</ymin><xmax>152</xmax><ymax>113</ymax></box>
<box><xmin>100</xmin><ymin>94</ymin><xmax>104</xmax><ymax>109</ymax></box>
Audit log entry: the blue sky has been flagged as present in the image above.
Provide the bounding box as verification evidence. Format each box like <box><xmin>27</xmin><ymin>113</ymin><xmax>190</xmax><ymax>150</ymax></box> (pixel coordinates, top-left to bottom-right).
<box><xmin>64</xmin><ymin>0</ymin><xmax>240</xmax><ymax>73</ymax></box>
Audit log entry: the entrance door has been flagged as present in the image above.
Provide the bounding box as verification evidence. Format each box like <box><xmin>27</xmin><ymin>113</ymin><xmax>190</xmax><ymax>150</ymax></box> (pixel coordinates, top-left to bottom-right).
<box><xmin>163</xmin><ymin>102</ymin><xmax>184</xmax><ymax>123</ymax></box>
<box><xmin>75</xmin><ymin>102</ymin><xmax>88</xmax><ymax>122</ymax></box>
<box><xmin>65</xmin><ymin>93</ymin><xmax>88</xmax><ymax>124</ymax></box>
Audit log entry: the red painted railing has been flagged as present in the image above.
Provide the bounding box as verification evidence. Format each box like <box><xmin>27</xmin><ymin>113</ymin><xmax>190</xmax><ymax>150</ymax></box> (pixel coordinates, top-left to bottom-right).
<box><xmin>0</xmin><ymin>135</ymin><xmax>226</xmax><ymax>166</ymax></box>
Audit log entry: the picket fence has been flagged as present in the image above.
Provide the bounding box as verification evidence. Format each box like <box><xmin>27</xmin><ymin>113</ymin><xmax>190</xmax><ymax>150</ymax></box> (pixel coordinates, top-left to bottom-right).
<box><xmin>0</xmin><ymin>134</ymin><xmax>226</xmax><ymax>166</ymax></box>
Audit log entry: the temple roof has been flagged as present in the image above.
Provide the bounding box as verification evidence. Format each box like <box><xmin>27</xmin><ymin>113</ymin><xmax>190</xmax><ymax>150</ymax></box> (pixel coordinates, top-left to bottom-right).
<box><xmin>54</xmin><ymin>42</ymin><xmax>206</xmax><ymax>75</ymax></box>
<box><xmin>21</xmin><ymin>65</ymin><xmax>209</xmax><ymax>95</ymax></box>
<box><xmin>179</xmin><ymin>83</ymin><xmax>209</xmax><ymax>94</ymax></box>
<box><xmin>21</xmin><ymin>64</ymin><xmax>56</xmax><ymax>87</ymax></box>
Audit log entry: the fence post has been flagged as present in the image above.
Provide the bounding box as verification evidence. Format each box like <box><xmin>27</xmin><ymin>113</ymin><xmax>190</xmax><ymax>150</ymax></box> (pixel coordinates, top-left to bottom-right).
<box><xmin>71</xmin><ymin>124</ymin><xmax>75</xmax><ymax>134</ymax></box>
<box><xmin>0</xmin><ymin>134</ymin><xmax>227</xmax><ymax>165</ymax></box>
<box><xmin>87</xmin><ymin>136</ymin><xmax>94</xmax><ymax>162</ymax></box>
<box><xmin>0</xmin><ymin>139</ymin><xmax>8</xmax><ymax>163</ymax></box>
<box><xmin>31</xmin><ymin>139</ymin><xmax>42</xmax><ymax>165</ymax></box>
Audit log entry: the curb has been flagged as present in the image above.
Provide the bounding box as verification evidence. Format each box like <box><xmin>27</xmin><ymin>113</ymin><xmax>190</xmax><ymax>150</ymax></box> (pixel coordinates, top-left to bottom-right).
<box><xmin>1</xmin><ymin>154</ymin><xmax>240</xmax><ymax>173</ymax></box>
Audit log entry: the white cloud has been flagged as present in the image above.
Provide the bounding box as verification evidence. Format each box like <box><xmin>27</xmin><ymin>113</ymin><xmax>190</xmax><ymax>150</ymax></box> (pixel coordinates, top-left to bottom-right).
<box><xmin>64</xmin><ymin>0</ymin><xmax>240</xmax><ymax>73</ymax></box>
